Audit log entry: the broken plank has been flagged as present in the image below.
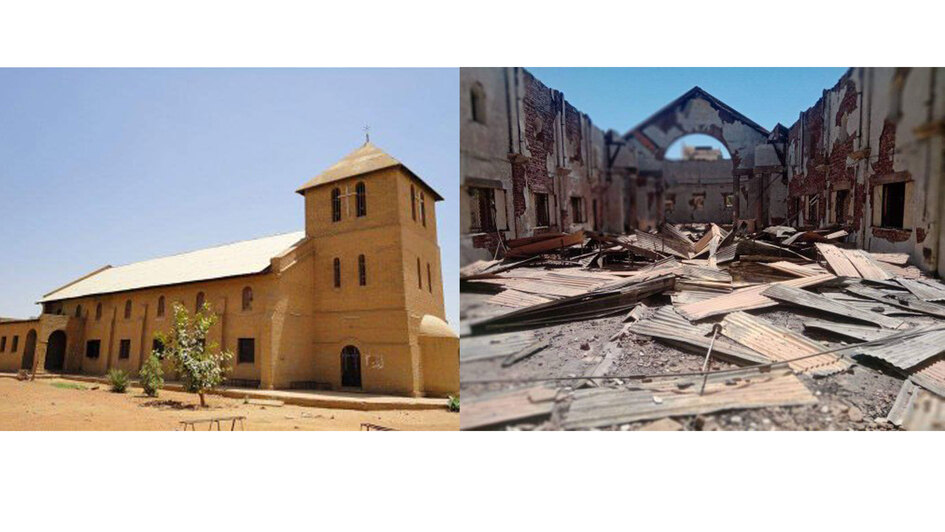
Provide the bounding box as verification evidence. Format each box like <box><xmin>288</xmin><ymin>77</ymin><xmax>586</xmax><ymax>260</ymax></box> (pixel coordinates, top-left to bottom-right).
<box><xmin>762</xmin><ymin>283</ymin><xmax>905</xmax><ymax>329</ymax></box>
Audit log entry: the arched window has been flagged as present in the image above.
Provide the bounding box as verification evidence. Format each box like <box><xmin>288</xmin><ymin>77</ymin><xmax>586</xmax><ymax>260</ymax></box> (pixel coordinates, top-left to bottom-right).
<box><xmin>420</xmin><ymin>191</ymin><xmax>427</xmax><ymax>227</ymax></box>
<box><xmin>124</xmin><ymin>300</ymin><xmax>132</xmax><ymax>319</ymax></box>
<box><xmin>331</xmin><ymin>188</ymin><xmax>342</xmax><ymax>222</ymax></box>
<box><xmin>416</xmin><ymin>257</ymin><xmax>422</xmax><ymax>289</ymax></box>
<box><xmin>196</xmin><ymin>292</ymin><xmax>205</xmax><ymax>312</ymax></box>
<box><xmin>355</xmin><ymin>182</ymin><xmax>366</xmax><ymax>217</ymax></box>
<box><xmin>471</xmin><ymin>83</ymin><xmax>486</xmax><ymax>124</ymax></box>
<box><xmin>333</xmin><ymin>258</ymin><xmax>341</xmax><ymax>288</ymax></box>
<box><xmin>410</xmin><ymin>185</ymin><xmax>417</xmax><ymax>221</ymax></box>
<box><xmin>157</xmin><ymin>296</ymin><xmax>165</xmax><ymax>318</ymax></box>
<box><xmin>95</xmin><ymin>303</ymin><xmax>102</xmax><ymax>321</ymax></box>
<box><xmin>358</xmin><ymin>254</ymin><xmax>366</xmax><ymax>286</ymax></box>
<box><xmin>242</xmin><ymin>287</ymin><xmax>253</xmax><ymax>311</ymax></box>
<box><xmin>75</xmin><ymin>304</ymin><xmax>82</xmax><ymax>318</ymax></box>
<box><xmin>427</xmin><ymin>263</ymin><xmax>433</xmax><ymax>293</ymax></box>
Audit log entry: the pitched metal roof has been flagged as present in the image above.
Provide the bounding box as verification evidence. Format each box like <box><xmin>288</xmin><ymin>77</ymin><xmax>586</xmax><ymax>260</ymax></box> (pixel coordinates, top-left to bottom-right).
<box><xmin>40</xmin><ymin>231</ymin><xmax>305</xmax><ymax>303</ymax></box>
<box><xmin>295</xmin><ymin>142</ymin><xmax>444</xmax><ymax>200</ymax></box>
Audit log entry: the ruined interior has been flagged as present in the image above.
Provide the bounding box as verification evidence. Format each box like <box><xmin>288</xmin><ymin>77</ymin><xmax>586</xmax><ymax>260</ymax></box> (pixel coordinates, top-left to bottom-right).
<box><xmin>460</xmin><ymin>67</ymin><xmax>945</xmax><ymax>431</ymax></box>
<box><xmin>461</xmin><ymin>67</ymin><xmax>945</xmax><ymax>277</ymax></box>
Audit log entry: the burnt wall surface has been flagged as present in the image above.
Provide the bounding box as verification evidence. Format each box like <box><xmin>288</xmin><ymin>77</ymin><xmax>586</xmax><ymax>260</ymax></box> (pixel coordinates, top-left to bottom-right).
<box><xmin>663</xmin><ymin>159</ymin><xmax>735</xmax><ymax>224</ymax></box>
<box><xmin>786</xmin><ymin>68</ymin><xmax>945</xmax><ymax>275</ymax></box>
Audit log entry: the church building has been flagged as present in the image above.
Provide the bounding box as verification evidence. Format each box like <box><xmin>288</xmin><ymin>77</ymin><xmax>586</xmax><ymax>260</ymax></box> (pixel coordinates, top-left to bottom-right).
<box><xmin>0</xmin><ymin>142</ymin><xmax>458</xmax><ymax>398</ymax></box>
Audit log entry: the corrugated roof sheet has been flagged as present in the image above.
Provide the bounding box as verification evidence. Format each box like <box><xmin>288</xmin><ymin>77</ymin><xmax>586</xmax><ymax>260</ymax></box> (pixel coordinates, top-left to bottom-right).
<box><xmin>845</xmin><ymin>324</ymin><xmax>945</xmax><ymax>370</ymax></box>
<box><xmin>41</xmin><ymin>231</ymin><xmax>305</xmax><ymax>303</ymax></box>
<box><xmin>295</xmin><ymin>142</ymin><xmax>444</xmax><ymax>200</ymax></box>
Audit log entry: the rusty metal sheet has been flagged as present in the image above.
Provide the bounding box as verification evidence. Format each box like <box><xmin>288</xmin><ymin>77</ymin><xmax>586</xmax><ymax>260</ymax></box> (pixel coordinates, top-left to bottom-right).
<box><xmin>720</xmin><ymin>311</ymin><xmax>852</xmax><ymax>377</ymax></box>
<box><xmin>628</xmin><ymin>307</ymin><xmax>770</xmax><ymax>365</ymax></box>
<box><xmin>560</xmin><ymin>368</ymin><xmax>816</xmax><ymax>429</ymax></box>
<box><xmin>460</xmin><ymin>331</ymin><xmax>538</xmax><ymax>362</ymax></box>
<box><xmin>802</xmin><ymin>318</ymin><xmax>895</xmax><ymax>342</ymax></box>
<box><xmin>461</xmin><ymin>386</ymin><xmax>557</xmax><ymax>430</ymax></box>
<box><xmin>844</xmin><ymin>324</ymin><xmax>945</xmax><ymax>370</ymax></box>
<box><xmin>762</xmin><ymin>261</ymin><xmax>828</xmax><ymax>278</ymax></box>
<box><xmin>846</xmin><ymin>284</ymin><xmax>945</xmax><ymax>318</ymax></box>
<box><xmin>897</xmin><ymin>278</ymin><xmax>945</xmax><ymax>302</ymax></box>
<box><xmin>506</xmin><ymin>230</ymin><xmax>585</xmax><ymax>257</ymax></box>
<box><xmin>842</xmin><ymin>248</ymin><xmax>894</xmax><ymax>281</ymax></box>
<box><xmin>762</xmin><ymin>284</ymin><xmax>905</xmax><ymax>329</ymax></box>
<box><xmin>675</xmin><ymin>273</ymin><xmax>835</xmax><ymax>321</ymax></box>
<box><xmin>815</xmin><ymin>243</ymin><xmax>860</xmax><ymax>277</ymax></box>
<box><xmin>888</xmin><ymin>380</ymin><xmax>945</xmax><ymax>430</ymax></box>
<box><xmin>870</xmin><ymin>252</ymin><xmax>910</xmax><ymax>266</ymax></box>
<box><xmin>912</xmin><ymin>360</ymin><xmax>945</xmax><ymax>398</ymax></box>
<box><xmin>819</xmin><ymin>292</ymin><xmax>924</xmax><ymax>316</ymax></box>
<box><xmin>633</xmin><ymin>230</ymin><xmax>693</xmax><ymax>259</ymax></box>
<box><xmin>487</xmin><ymin>289</ymin><xmax>553</xmax><ymax>308</ymax></box>
<box><xmin>470</xmin><ymin>273</ymin><xmax>676</xmax><ymax>334</ymax></box>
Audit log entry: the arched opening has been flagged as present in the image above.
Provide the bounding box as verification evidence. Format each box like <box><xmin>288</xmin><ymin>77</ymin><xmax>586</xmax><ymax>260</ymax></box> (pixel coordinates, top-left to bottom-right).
<box><xmin>20</xmin><ymin>329</ymin><xmax>37</xmax><ymax>371</ymax></box>
<box><xmin>44</xmin><ymin>330</ymin><xmax>66</xmax><ymax>372</ymax></box>
<box><xmin>241</xmin><ymin>287</ymin><xmax>253</xmax><ymax>311</ymax></box>
<box><xmin>340</xmin><ymin>345</ymin><xmax>361</xmax><ymax>388</ymax></box>
<box><xmin>663</xmin><ymin>134</ymin><xmax>731</xmax><ymax>160</ymax></box>
<box><xmin>355</xmin><ymin>182</ymin><xmax>366</xmax><ymax>217</ymax></box>
<box><xmin>660</xmin><ymin>134</ymin><xmax>735</xmax><ymax>224</ymax></box>
<box><xmin>470</xmin><ymin>82</ymin><xmax>486</xmax><ymax>124</ymax></box>
<box><xmin>331</xmin><ymin>188</ymin><xmax>342</xmax><ymax>222</ymax></box>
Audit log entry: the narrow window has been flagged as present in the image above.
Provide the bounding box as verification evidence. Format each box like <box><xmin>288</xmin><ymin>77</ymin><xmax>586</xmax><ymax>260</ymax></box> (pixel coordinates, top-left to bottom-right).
<box><xmin>238</xmin><ymin>338</ymin><xmax>255</xmax><ymax>364</ymax></box>
<box><xmin>470</xmin><ymin>83</ymin><xmax>486</xmax><ymax>124</ymax></box>
<box><xmin>0</xmin><ymin>336</ymin><xmax>5</xmax><ymax>352</ymax></box>
<box><xmin>118</xmin><ymin>339</ymin><xmax>131</xmax><ymax>360</ymax></box>
<box><xmin>152</xmin><ymin>338</ymin><xmax>165</xmax><ymax>357</ymax></box>
<box><xmin>331</xmin><ymin>187</ymin><xmax>342</xmax><ymax>222</ymax></box>
<box><xmin>807</xmin><ymin>194</ymin><xmax>820</xmax><ymax>225</ymax></box>
<box><xmin>690</xmin><ymin>193</ymin><xmax>706</xmax><ymax>211</ymax></box>
<box><xmin>85</xmin><ymin>340</ymin><xmax>101</xmax><ymax>359</ymax></box>
<box><xmin>333</xmin><ymin>258</ymin><xmax>341</xmax><ymax>288</ymax></box>
<box><xmin>124</xmin><ymin>300</ymin><xmax>132</xmax><ymax>319</ymax></box>
<box><xmin>157</xmin><ymin>296</ymin><xmax>165</xmax><ymax>318</ymax></box>
<box><xmin>570</xmin><ymin>196</ymin><xmax>586</xmax><ymax>223</ymax></box>
<box><xmin>12</xmin><ymin>335</ymin><xmax>19</xmax><ymax>352</ymax></box>
<box><xmin>420</xmin><ymin>192</ymin><xmax>427</xmax><ymax>227</ymax></box>
<box><xmin>835</xmin><ymin>189</ymin><xmax>850</xmax><ymax>224</ymax></box>
<box><xmin>535</xmin><ymin>192</ymin><xmax>549</xmax><ymax>227</ymax></box>
<box><xmin>427</xmin><ymin>263</ymin><xmax>433</xmax><ymax>293</ymax></box>
<box><xmin>723</xmin><ymin>193</ymin><xmax>734</xmax><ymax>208</ymax></box>
<box><xmin>96</xmin><ymin>302</ymin><xmax>102</xmax><ymax>320</ymax></box>
<box><xmin>881</xmin><ymin>182</ymin><xmax>906</xmax><ymax>228</ymax></box>
<box><xmin>417</xmin><ymin>258</ymin><xmax>422</xmax><ymax>289</ymax></box>
<box><xmin>358</xmin><ymin>254</ymin><xmax>366</xmax><ymax>286</ymax></box>
<box><xmin>75</xmin><ymin>304</ymin><xmax>82</xmax><ymax>318</ymax></box>
<box><xmin>356</xmin><ymin>182</ymin><xmax>366</xmax><ymax>217</ymax></box>
<box><xmin>665</xmin><ymin>194</ymin><xmax>676</xmax><ymax>214</ymax></box>
<box><xmin>469</xmin><ymin>187</ymin><xmax>497</xmax><ymax>232</ymax></box>
<box><xmin>410</xmin><ymin>185</ymin><xmax>417</xmax><ymax>221</ymax></box>
<box><xmin>195</xmin><ymin>292</ymin><xmax>206</xmax><ymax>313</ymax></box>
<box><xmin>242</xmin><ymin>287</ymin><xmax>253</xmax><ymax>311</ymax></box>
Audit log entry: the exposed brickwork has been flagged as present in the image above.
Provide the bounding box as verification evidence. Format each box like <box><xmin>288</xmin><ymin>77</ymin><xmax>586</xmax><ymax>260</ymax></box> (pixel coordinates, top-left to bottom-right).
<box><xmin>872</xmin><ymin>120</ymin><xmax>897</xmax><ymax>176</ymax></box>
<box><xmin>871</xmin><ymin>227</ymin><xmax>912</xmax><ymax>242</ymax></box>
<box><xmin>835</xmin><ymin>78</ymin><xmax>858</xmax><ymax>127</ymax></box>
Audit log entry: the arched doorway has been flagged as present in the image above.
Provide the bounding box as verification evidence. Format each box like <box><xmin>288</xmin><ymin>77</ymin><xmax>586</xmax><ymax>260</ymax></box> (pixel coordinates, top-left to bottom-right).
<box><xmin>340</xmin><ymin>345</ymin><xmax>362</xmax><ymax>388</ymax></box>
<box><xmin>45</xmin><ymin>330</ymin><xmax>66</xmax><ymax>371</ymax></box>
<box><xmin>20</xmin><ymin>329</ymin><xmax>37</xmax><ymax>371</ymax></box>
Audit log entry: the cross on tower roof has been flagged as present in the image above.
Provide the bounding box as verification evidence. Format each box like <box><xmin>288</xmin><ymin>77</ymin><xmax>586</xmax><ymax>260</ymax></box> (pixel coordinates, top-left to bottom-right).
<box><xmin>363</xmin><ymin>125</ymin><xmax>370</xmax><ymax>144</ymax></box>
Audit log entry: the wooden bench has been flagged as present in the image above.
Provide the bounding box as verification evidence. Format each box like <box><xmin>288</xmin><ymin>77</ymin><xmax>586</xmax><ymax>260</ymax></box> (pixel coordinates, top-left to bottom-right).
<box><xmin>179</xmin><ymin>415</ymin><xmax>246</xmax><ymax>431</ymax></box>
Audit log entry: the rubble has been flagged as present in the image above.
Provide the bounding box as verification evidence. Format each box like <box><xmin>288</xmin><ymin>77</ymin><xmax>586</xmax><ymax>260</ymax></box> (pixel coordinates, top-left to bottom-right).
<box><xmin>460</xmin><ymin>222</ymin><xmax>945</xmax><ymax>431</ymax></box>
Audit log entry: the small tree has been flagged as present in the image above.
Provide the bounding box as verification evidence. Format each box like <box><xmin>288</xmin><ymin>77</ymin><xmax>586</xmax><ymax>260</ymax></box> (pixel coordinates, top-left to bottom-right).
<box><xmin>154</xmin><ymin>302</ymin><xmax>232</xmax><ymax>407</ymax></box>
<box><xmin>107</xmin><ymin>369</ymin><xmax>129</xmax><ymax>393</ymax></box>
<box><xmin>139</xmin><ymin>352</ymin><xmax>164</xmax><ymax>397</ymax></box>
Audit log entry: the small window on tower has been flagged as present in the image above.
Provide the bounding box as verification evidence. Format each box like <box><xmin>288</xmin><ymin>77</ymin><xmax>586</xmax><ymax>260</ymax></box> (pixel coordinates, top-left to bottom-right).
<box><xmin>358</xmin><ymin>255</ymin><xmax>366</xmax><ymax>286</ymax></box>
<box><xmin>333</xmin><ymin>258</ymin><xmax>341</xmax><ymax>288</ymax></box>
<box><xmin>242</xmin><ymin>287</ymin><xmax>253</xmax><ymax>311</ymax></box>
<box><xmin>470</xmin><ymin>83</ymin><xmax>487</xmax><ymax>124</ymax></box>
<box><xmin>195</xmin><ymin>292</ymin><xmax>205</xmax><ymax>312</ymax></box>
<box><xmin>157</xmin><ymin>296</ymin><xmax>165</xmax><ymax>318</ymax></box>
<box><xmin>124</xmin><ymin>300</ymin><xmax>132</xmax><ymax>319</ymax></box>
<box><xmin>75</xmin><ymin>304</ymin><xmax>82</xmax><ymax>318</ymax></box>
<box><xmin>356</xmin><ymin>182</ymin><xmax>366</xmax><ymax>217</ymax></box>
<box><xmin>331</xmin><ymin>187</ymin><xmax>342</xmax><ymax>222</ymax></box>
<box><xmin>427</xmin><ymin>263</ymin><xmax>432</xmax><ymax>293</ymax></box>
<box><xmin>417</xmin><ymin>258</ymin><xmax>422</xmax><ymax>289</ymax></box>
<box><xmin>420</xmin><ymin>191</ymin><xmax>427</xmax><ymax>227</ymax></box>
<box><xmin>410</xmin><ymin>185</ymin><xmax>417</xmax><ymax>221</ymax></box>
<box><xmin>96</xmin><ymin>302</ymin><xmax>103</xmax><ymax>320</ymax></box>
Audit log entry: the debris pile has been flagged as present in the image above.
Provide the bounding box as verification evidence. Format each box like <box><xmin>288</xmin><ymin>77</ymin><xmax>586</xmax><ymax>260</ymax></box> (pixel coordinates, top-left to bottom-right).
<box><xmin>460</xmin><ymin>223</ymin><xmax>945</xmax><ymax>430</ymax></box>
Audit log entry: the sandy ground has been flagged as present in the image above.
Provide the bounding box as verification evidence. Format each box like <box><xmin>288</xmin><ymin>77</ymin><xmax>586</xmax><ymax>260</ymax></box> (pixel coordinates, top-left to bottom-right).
<box><xmin>0</xmin><ymin>378</ymin><xmax>459</xmax><ymax>431</ymax></box>
<box><xmin>461</xmin><ymin>291</ymin><xmax>915</xmax><ymax>431</ymax></box>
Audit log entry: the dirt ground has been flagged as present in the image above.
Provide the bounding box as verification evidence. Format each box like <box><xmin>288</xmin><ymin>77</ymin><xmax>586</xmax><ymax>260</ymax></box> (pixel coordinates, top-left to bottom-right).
<box><xmin>0</xmin><ymin>378</ymin><xmax>458</xmax><ymax>431</ymax></box>
<box><xmin>461</xmin><ymin>291</ymin><xmax>913</xmax><ymax>431</ymax></box>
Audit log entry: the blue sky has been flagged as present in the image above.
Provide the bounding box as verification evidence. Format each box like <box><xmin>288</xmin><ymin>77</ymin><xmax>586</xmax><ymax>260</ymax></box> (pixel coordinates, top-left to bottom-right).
<box><xmin>0</xmin><ymin>68</ymin><xmax>459</xmax><ymax>329</ymax></box>
<box><xmin>530</xmin><ymin>67</ymin><xmax>848</xmax><ymax>157</ymax></box>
